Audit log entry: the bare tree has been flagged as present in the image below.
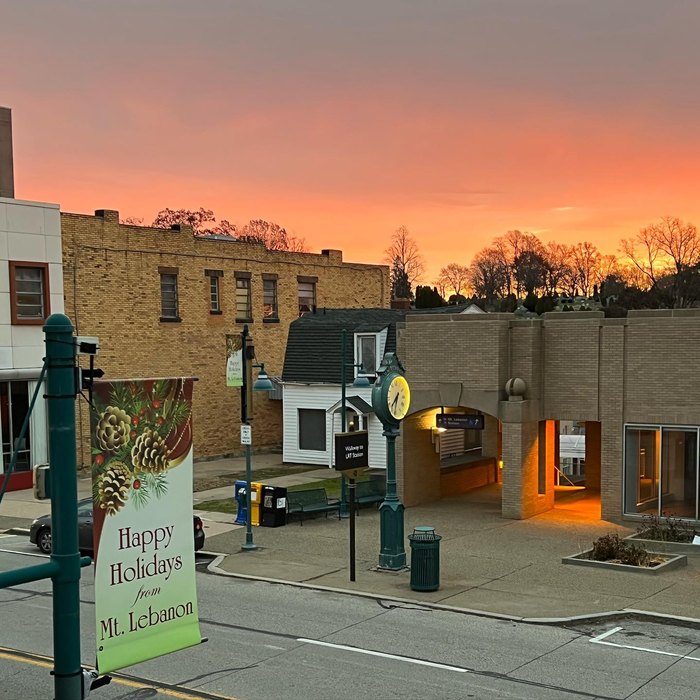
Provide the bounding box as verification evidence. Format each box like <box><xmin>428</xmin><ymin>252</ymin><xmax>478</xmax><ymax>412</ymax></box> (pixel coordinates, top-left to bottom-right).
<box><xmin>383</xmin><ymin>226</ymin><xmax>425</xmax><ymax>288</ymax></box>
<box><xmin>593</xmin><ymin>253</ymin><xmax>620</xmax><ymax>287</ymax></box>
<box><xmin>469</xmin><ymin>247</ymin><xmax>509</xmax><ymax>307</ymax></box>
<box><xmin>149</xmin><ymin>209</ymin><xmax>306</xmax><ymax>250</ymax></box>
<box><xmin>437</xmin><ymin>263</ymin><xmax>471</xmax><ymax>297</ymax></box>
<box><xmin>151</xmin><ymin>208</ymin><xmax>238</xmax><ymax>237</ymax></box>
<box><xmin>433</xmin><ymin>278</ymin><xmax>448</xmax><ymax>299</ymax></box>
<box><xmin>492</xmin><ymin>230</ymin><xmax>544</xmax><ymax>297</ymax></box>
<box><xmin>569</xmin><ymin>242</ymin><xmax>601</xmax><ymax>297</ymax></box>
<box><xmin>542</xmin><ymin>242</ymin><xmax>572</xmax><ymax>296</ymax></box>
<box><xmin>620</xmin><ymin>227</ymin><xmax>663</xmax><ymax>290</ymax></box>
<box><xmin>621</xmin><ymin>217</ymin><xmax>700</xmax><ymax>306</ymax></box>
<box><xmin>239</xmin><ymin>219</ymin><xmax>307</xmax><ymax>251</ymax></box>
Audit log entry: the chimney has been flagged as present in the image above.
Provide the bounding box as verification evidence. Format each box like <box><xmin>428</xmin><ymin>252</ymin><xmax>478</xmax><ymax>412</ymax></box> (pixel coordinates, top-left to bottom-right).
<box><xmin>391</xmin><ymin>298</ymin><xmax>412</xmax><ymax>310</ymax></box>
<box><xmin>0</xmin><ymin>107</ymin><xmax>14</xmax><ymax>198</ymax></box>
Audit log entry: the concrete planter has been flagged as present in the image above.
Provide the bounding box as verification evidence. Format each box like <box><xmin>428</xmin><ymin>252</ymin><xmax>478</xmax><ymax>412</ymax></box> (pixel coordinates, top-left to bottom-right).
<box><xmin>562</xmin><ymin>550</ymin><xmax>687</xmax><ymax>575</ymax></box>
<box><xmin>625</xmin><ymin>532</ymin><xmax>700</xmax><ymax>556</ymax></box>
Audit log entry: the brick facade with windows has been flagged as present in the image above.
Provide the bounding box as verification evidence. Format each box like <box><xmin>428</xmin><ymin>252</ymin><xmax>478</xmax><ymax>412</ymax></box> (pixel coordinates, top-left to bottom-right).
<box><xmin>61</xmin><ymin>209</ymin><xmax>389</xmax><ymax>467</ymax></box>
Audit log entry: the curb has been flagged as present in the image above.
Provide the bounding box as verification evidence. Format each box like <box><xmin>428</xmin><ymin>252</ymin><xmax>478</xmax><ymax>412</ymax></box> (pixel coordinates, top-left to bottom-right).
<box><xmin>5</xmin><ymin>528</ymin><xmax>30</xmax><ymax>536</ymax></box>
<box><xmin>206</xmin><ymin>555</ymin><xmax>700</xmax><ymax>630</ymax></box>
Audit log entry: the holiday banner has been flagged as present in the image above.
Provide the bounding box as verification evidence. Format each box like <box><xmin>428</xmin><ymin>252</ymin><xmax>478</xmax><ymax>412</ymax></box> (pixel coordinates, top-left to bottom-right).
<box><xmin>91</xmin><ymin>378</ymin><xmax>201</xmax><ymax>674</ymax></box>
<box><xmin>226</xmin><ymin>334</ymin><xmax>243</xmax><ymax>387</ymax></box>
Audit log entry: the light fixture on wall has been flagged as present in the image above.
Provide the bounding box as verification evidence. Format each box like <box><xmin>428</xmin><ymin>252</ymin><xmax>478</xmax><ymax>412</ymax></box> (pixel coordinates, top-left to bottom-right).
<box><xmin>430</xmin><ymin>425</ymin><xmax>446</xmax><ymax>453</ymax></box>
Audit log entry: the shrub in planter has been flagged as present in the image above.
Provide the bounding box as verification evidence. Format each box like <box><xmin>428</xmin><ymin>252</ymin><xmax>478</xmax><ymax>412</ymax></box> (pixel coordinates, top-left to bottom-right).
<box><xmin>590</xmin><ymin>533</ymin><xmax>650</xmax><ymax>566</ymax></box>
<box><xmin>638</xmin><ymin>513</ymin><xmax>697</xmax><ymax>543</ymax></box>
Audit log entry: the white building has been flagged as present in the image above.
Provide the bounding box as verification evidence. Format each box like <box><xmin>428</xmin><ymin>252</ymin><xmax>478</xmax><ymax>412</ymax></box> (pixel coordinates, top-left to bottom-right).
<box><xmin>0</xmin><ymin>108</ymin><xmax>64</xmax><ymax>491</ymax></box>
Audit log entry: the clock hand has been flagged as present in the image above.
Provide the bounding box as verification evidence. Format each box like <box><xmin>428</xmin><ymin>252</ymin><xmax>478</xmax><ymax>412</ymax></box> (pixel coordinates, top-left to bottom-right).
<box><xmin>391</xmin><ymin>394</ymin><xmax>399</xmax><ymax>409</ymax></box>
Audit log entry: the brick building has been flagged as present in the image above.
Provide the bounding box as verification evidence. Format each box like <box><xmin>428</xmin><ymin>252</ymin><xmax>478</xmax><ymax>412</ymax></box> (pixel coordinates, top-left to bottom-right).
<box><xmin>396</xmin><ymin>309</ymin><xmax>700</xmax><ymax>523</ymax></box>
<box><xmin>60</xmin><ymin>209</ymin><xmax>389</xmax><ymax>467</ymax></box>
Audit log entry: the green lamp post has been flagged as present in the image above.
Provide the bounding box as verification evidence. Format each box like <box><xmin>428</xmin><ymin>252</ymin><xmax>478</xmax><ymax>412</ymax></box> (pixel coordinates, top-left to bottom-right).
<box><xmin>240</xmin><ymin>324</ymin><xmax>273</xmax><ymax>552</ymax></box>
<box><xmin>371</xmin><ymin>352</ymin><xmax>410</xmax><ymax>570</ymax></box>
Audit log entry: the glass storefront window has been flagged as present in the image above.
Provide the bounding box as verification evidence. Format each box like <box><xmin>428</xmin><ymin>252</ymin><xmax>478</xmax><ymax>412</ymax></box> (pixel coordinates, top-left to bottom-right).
<box><xmin>624</xmin><ymin>425</ymin><xmax>699</xmax><ymax>520</ymax></box>
<box><xmin>0</xmin><ymin>380</ymin><xmax>32</xmax><ymax>473</ymax></box>
<box><xmin>661</xmin><ymin>429</ymin><xmax>697</xmax><ymax>519</ymax></box>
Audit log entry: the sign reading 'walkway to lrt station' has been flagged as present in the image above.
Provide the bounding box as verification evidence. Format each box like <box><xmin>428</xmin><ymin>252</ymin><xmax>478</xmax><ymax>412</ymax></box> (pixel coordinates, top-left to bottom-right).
<box><xmin>334</xmin><ymin>431</ymin><xmax>369</xmax><ymax>470</ymax></box>
<box><xmin>436</xmin><ymin>413</ymin><xmax>485</xmax><ymax>430</ymax></box>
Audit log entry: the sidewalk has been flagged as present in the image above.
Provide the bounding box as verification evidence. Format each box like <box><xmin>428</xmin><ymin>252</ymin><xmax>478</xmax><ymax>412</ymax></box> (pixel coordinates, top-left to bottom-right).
<box><xmin>3</xmin><ymin>456</ymin><xmax>700</xmax><ymax>624</ymax></box>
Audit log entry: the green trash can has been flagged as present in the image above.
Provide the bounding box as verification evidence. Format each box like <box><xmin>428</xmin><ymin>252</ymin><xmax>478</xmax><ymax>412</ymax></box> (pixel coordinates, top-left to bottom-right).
<box><xmin>408</xmin><ymin>526</ymin><xmax>441</xmax><ymax>592</ymax></box>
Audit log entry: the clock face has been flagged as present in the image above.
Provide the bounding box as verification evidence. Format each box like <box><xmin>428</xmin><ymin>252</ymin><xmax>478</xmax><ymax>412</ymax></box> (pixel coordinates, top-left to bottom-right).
<box><xmin>386</xmin><ymin>375</ymin><xmax>410</xmax><ymax>421</ymax></box>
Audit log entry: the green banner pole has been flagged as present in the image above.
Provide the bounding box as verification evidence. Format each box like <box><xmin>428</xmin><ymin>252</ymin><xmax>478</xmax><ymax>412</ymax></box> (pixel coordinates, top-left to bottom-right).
<box><xmin>45</xmin><ymin>313</ymin><xmax>83</xmax><ymax>700</ymax></box>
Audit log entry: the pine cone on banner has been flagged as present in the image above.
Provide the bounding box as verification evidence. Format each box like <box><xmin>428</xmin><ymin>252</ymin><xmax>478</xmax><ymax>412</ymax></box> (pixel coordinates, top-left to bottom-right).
<box><xmin>95</xmin><ymin>406</ymin><xmax>132</xmax><ymax>452</ymax></box>
<box><xmin>131</xmin><ymin>429</ymin><xmax>170</xmax><ymax>473</ymax></box>
<box><xmin>98</xmin><ymin>461</ymin><xmax>132</xmax><ymax>515</ymax></box>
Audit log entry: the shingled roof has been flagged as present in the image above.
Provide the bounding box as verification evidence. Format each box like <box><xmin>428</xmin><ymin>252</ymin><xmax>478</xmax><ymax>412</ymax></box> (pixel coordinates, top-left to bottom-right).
<box><xmin>282</xmin><ymin>305</ymin><xmax>476</xmax><ymax>383</ymax></box>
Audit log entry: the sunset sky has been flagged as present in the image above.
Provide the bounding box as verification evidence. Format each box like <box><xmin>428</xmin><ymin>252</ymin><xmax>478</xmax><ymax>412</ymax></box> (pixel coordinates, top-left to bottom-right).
<box><xmin>2</xmin><ymin>0</ymin><xmax>700</xmax><ymax>283</ymax></box>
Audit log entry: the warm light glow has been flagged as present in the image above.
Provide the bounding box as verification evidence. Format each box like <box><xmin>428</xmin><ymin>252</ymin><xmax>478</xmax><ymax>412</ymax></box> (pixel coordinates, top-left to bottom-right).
<box><xmin>6</xmin><ymin>3</ymin><xmax>700</xmax><ymax>284</ymax></box>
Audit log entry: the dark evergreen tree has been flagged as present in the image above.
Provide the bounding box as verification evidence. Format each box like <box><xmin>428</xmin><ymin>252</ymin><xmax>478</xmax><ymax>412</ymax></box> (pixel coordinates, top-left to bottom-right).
<box><xmin>391</xmin><ymin>259</ymin><xmax>412</xmax><ymax>299</ymax></box>
<box><xmin>415</xmin><ymin>285</ymin><xmax>446</xmax><ymax>308</ymax></box>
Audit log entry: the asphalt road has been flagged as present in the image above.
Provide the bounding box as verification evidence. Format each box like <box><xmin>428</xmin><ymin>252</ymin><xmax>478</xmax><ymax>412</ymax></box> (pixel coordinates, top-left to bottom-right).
<box><xmin>1</xmin><ymin>532</ymin><xmax>700</xmax><ymax>699</ymax></box>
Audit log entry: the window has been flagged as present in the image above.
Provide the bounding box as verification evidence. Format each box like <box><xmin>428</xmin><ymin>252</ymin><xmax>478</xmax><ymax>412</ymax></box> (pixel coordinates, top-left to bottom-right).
<box><xmin>159</xmin><ymin>268</ymin><xmax>179</xmax><ymax>320</ymax></box>
<box><xmin>205</xmin><ymin>269</ymin><xmax>223</xmax><ymax>314</ymax></box>
<box><xmin>356</xmin><ymin>334</ymin><xmax>378</xmax><ymax>375</ymax></box>
<box><xmin>298</xmin><ymin>276</ymin><xmax>317</xmax><ymax>316</ymax></box>
<box><xmin>624</xmin><ymin>425</ymin><xmax>699</xmax><ymax>519</ymax></box>
<box><xmin>9</xmin><ymin>261</ymin><xmax>50</xmax><ymax>325</ymax></box>
<box><xmin>0</xmin><ymin>381</ymin><xmax>31</xmax><ymax>472</ymax></box>
<box><xmin>263</xmin><ymin>274</ymin><xmax>278</xmax><ymax>321</ymax></box>
<box><xmin>235</xmin><ymin>273</ymin><xmax>252</xmax><ymax>322</ymax></box>
<box><xmin>298</xmin><ymin>409</ymin><xmax>325</xmax><ymax>451</ymax></box>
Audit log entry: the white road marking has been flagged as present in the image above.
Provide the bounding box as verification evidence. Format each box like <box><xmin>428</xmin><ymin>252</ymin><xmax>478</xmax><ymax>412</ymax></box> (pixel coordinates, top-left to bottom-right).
<box><xmin>297</xmin><ymin>638</ymin><xmax>468</xmax><ymax>673</ymax></box>
<box><xmin>590</xmin><ymin>626</ymin><xmax>700</xmax><ymax>662</ymax></box>
<box><xmin>590</xmin><ymin>627</ymin><xmax>623</xmax><ymax>643</ymax></box>
<box><xmin>0</xmin><ymin>547</ymin><xmax>48</xmax><ymax>559</ymax></box>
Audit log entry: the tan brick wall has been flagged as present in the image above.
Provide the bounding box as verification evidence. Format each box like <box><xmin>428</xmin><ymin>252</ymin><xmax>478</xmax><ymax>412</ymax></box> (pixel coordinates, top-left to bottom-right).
<box><xmin>396</xmin><ymin>311</ymin><xmax>700</xmax><ymax>520</ymax></box>
<box><xmin>501</xmin><ymin>420</ymin><xmax>551</xmax><ymax>519</ymax></box>
<box><xmin>624</xmin><ymin>314</ymin><xmax>700</xmax><ymax>425</ymax></box>
<box><xmin>440</xmin><ymin>458</ymin><xmax>497</xmax><ymax>497</ymax></box>
<box><xmin>542</xmin><ymin>315</ymin><xmax>602</xmax><ymax>421</ymax></box>
<box><xmin>399</xmin><ymin>409</ymin><xmax>441</xmax><ymax>506</ymax></box>
<box><xmin>62</xmin><ymin>210</ymin><xmax>389</xmax><ymax>466</ymax></box>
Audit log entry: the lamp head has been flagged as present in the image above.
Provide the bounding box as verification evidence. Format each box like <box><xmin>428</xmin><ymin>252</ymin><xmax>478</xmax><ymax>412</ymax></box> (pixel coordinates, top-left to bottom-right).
<box><xmin>352</xmin><ymin>374</ymin><xmax>371</xmax><ymax>388</ymax></box>
<box><xmin>253</xmin><ymin>363</ymin><xmax>274</xmax><ymax>392</ymax></box>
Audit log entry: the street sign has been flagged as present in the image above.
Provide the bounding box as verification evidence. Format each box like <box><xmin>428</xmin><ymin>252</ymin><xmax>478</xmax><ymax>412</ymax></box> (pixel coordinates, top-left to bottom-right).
<box><xmin>334</xmin><ymin>430</ymin><xmax>369</xmax><ymax>470</ymax></box>
<box><xmin>435</xmin><ymin>414</ymin><xmax>484</xmax><ymax>430</ymax></box>
<box><xmin>241</xmin><ymin>424</ymin><xmax>252</xmax><ymax>445</ymax></box>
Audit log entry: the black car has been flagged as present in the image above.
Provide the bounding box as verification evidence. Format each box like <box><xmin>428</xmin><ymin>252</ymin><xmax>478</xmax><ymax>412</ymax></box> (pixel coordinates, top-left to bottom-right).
<box><xmin>29</xmin><ymin>498</ymin><xmax>205</xmax><ymax>554</ymax></box>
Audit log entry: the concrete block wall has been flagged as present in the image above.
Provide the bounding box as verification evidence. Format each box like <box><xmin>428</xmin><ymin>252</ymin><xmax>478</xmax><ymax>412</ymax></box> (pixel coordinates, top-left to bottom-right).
<box><xmin>61</xmin><ymin>209</ymin><xmax>390</xmax><ymax>466</ymax></box>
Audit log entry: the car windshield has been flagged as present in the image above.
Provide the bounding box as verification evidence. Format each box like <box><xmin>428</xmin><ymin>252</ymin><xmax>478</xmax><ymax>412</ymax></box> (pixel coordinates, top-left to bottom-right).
<box><xmin>77</xmin><ymin>502</ymin><xmax>92</xmax><ymax>517</ymax></box>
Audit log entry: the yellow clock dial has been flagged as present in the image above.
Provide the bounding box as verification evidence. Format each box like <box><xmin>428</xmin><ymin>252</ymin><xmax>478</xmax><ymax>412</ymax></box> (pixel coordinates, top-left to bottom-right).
<box><xmin>387</xmin><ymin>375</ymin><xmax>410</xmax><ymax>420</ymax></box>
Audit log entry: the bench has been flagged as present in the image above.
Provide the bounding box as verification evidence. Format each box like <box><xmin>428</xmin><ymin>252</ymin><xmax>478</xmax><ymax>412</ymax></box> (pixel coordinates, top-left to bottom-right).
<box><xmin>353</xmin><ymin>479</ymin><xmax>385</xmax><ymax>512</ymax></box>
<box><xmin>287</xmin><ymin>488</ymin><xmax>340</xmax><ymax>525</ymax></box>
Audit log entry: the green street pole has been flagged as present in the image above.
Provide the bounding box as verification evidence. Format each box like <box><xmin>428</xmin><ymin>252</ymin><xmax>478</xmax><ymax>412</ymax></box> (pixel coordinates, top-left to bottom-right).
<box><xmin>378</xmin><ymin>424</ymin><xmax>406</xmax><ymax>570</ymax></box>
<box><xmin>241</xmin><ymin>324</ymin><xmax>256</xmax><ymax>551</ymax></box>
<box><xmin>45</xmin><ymin>313</ymin><xmax>83</xmax><ymax>699</ymax></box>
<box><xmin>338</xmin><ymin>329</ymin><xmax>349</xmax><ymax>519</ymax></box>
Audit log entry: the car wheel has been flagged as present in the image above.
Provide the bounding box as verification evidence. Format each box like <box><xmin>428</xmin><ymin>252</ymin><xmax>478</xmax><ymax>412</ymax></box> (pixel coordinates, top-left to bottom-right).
<box><xmin>37</xmin><ymin>527</ymin><xmax>52</xmax><ymax>554</ymax></box>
